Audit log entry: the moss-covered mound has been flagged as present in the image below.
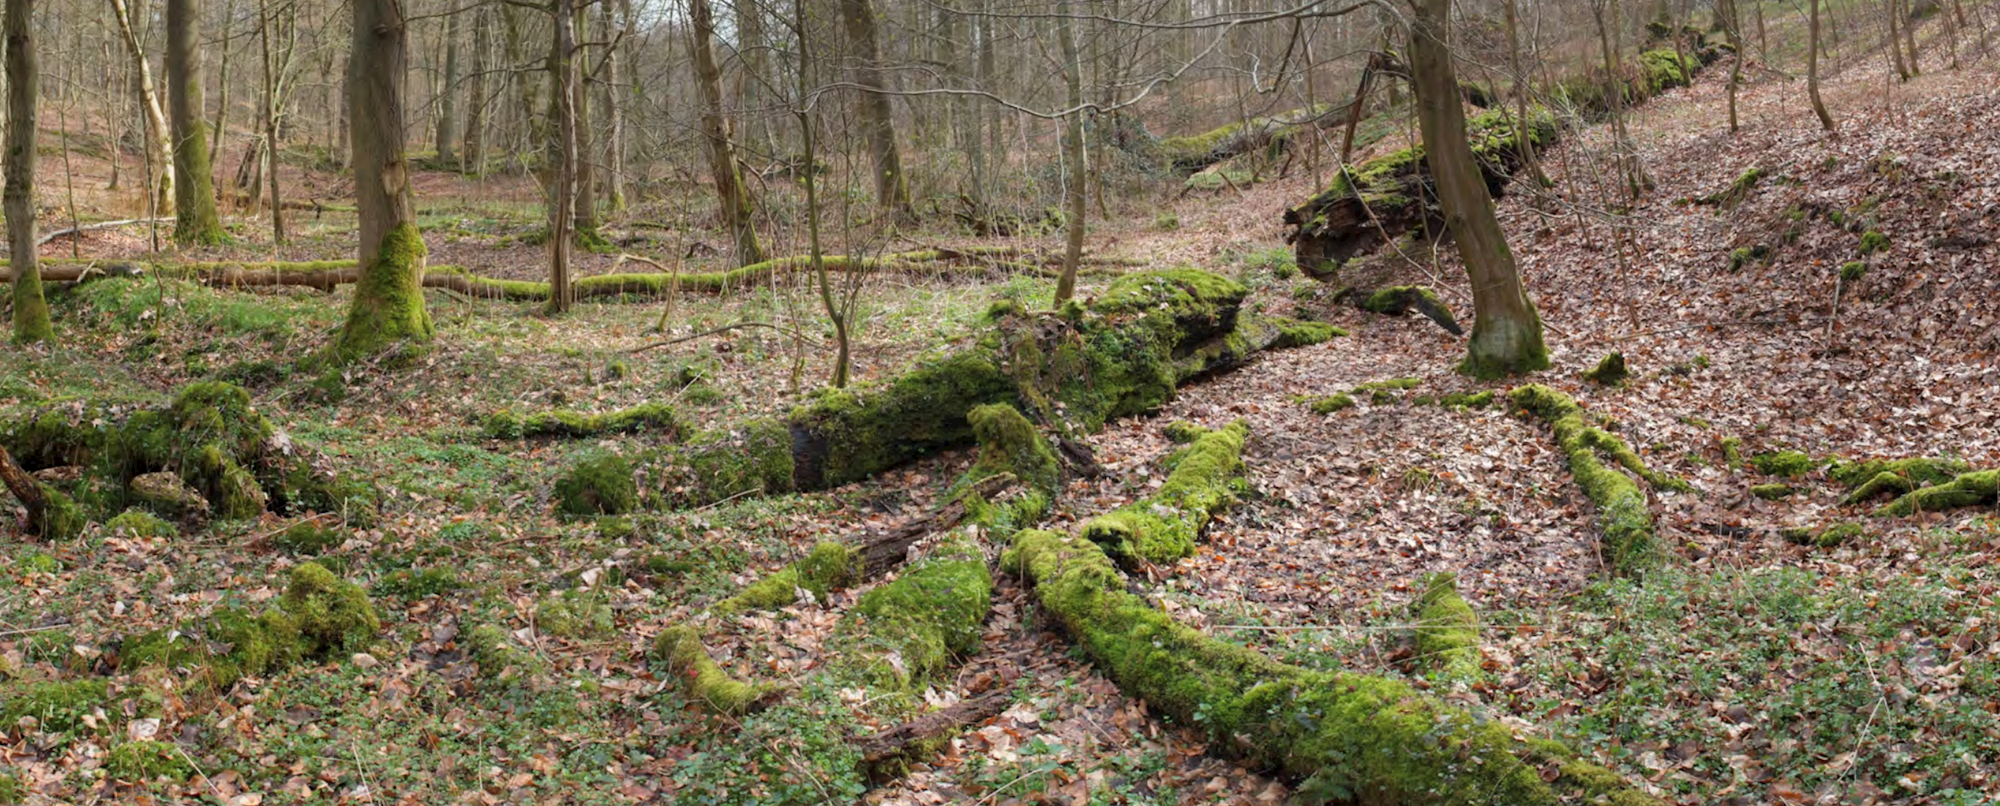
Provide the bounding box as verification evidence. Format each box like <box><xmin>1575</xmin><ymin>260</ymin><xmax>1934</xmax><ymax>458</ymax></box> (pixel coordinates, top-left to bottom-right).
<box><xmin>836</xmin><ymin>536</ymin><xmax>993</xmax><ymax>693</ymax></box>
<box><xmin>1511</xmin><ymin>385</ymin><xmax>1686</xmax><ymax>574</ymax></box>
<box><xmin>1875</xmin><ymin>469</ymin><xmax>1998</xmax><ymax>517</ymax></box>
<box><xmin>0</xmin><ymin>381</ymin><xmax>375</xmax><ymax>526</ymax></box>
<box><xmin>104</xmin><ymin>740</ymin><xmax>196</xmax><ymax>782</ymax></box>
<box><xmin>553</xmin><ymin>453</ymin><xmax>638</xmax><ymax>517</ymax></box>
<box><xmin>1158</xmin><ymin>103</ymin><xmax>1339</xmax><ymax>174</ymax></box>
<box><xmin>1081</xmin><ymin>421</ymin><xmax>1250</xmax><ymax>566</ymax></box>
<box><xmin>1829</xmin><ymin>457</ymin><xmax>1970</xmax><ymax>505</ymax></box>
<box><xmin>1004</xmin><ymin>530</ymin><xmax>1658</xmax><ymax>806</ymax></box>
<box><xmin>1413</xmin><ymin>572</ymin><xmax>1482</xmax><ymax>684</ymax></box>
<box><xmin>713</xmin><ymin>541</ymin><xmax>859</xmax><ymax>616</ymax></box>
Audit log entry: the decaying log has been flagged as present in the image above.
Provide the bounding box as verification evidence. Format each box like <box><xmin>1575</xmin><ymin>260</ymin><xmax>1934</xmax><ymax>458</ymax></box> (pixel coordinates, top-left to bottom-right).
<box><xmin>852</xmin><ymin>689</ymin><xmax>1011</xmax><ymax>775</ymax></box>
<box><xmin>0</xmin><ymin>446</ymin><xmax>53</xmax><ymax>538</ymax></box>
<box><xmin>854</xmin><ymin>473</ymin><xmax>1016</xmax><ymax>578</ymax></box>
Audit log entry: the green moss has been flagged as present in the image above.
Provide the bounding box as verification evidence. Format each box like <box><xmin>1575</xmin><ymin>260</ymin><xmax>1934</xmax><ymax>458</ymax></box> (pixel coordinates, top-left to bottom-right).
<box><xmin>535</xmin><ymin>590</ymin><xmax>614</xmax><ymax>639</ymax></box>
<box><xmin>1749</xmin><ymin>450</ymin><xmax>1820</xmax><ymax>478</ymax></box>
<box><xmin>1437</xmin><ymin>390</ymin><xmax>1496</xmax><ymax>409</ymax></box>
<box><xmin>483</xmin><ymin>402</ymin><xmax>684</xmax><ymax>440</ymax></box>
<box><xmin>376</xmin><ymin>566</ymin><xmax>463</xmax><ymax>598</ymax></box>
<box><xmin>274</xmin><ymin>521</ymin><xmax>344</xmax><ymax>554</ymax></box>
<box><xmin>1638</xmin><ymin>48</ymin><xmax>1697</xmax><ymax>92</ymax></box>
<box><xmin>1583</xmin><ymin>352</ymin><xmax>1630</xmax><ymax>386</ymax></box>
<box><xmin>123</xmin><ymin>607</ymin><xmax>306</xmax><ymax>690</ymax></box>
<box><xmin>956</xmin><ymin>403</ymin><xmax>1060</xmax><ymax>497</ymax></box>
<box><xmin>1093</xmin><ymin>269</ymin><xmax>1249</xmax><ymax>320</ymax></box>
<box><xmin>1303</xmin><ymin>393</ymin><xmax>1356</xmax><ymax>414</ymax></box>
<box><xmin>1720</xmin><ymin>437</ymin><xmax>1745</xmax><ymax>470</ymax></box>
<box><xmin>332</xmin><ymin>222</ymin><xmax>434</xmax><ymax>364</ymax></box>
<box><xmin>104</xmin><ymin>740</ymin><xmax>195</xmax><ymax>782</ymax></box>
<box><xmin>0</xmin><ymin>679</ymin><xmax>109</xmax><ymax>733</ymax></box>
<box><xmin>791</xmin><ymin>351</ymin><xmax>1017</xmax><ymax>488</ymax></box>
<box><xmin>466</xmin><ymin>623</ymin><xmax>540</xmax><ymax>682</ymax></box>
<box><xmin>1413</xmin><ymin>573</ymin><xmax>1482</xmax><ymax>684</ymax></box>
<box><xmin>1509</xmin><ymin>385</ymin><xmax>1662</xmax><ymax>574</ymax></box>
<box><xmin>0</xmin><ymin>769</ymin><xmax>20</xmax><ymax>804</ymax></box>
<box><xmin>26</xmin><ymin>484</ymin><xmax>86</xmax><ymax>540</ymax></box>
<box><xmin>714</xmin><ymin>541</ymin><xmax>859</xmax><ymax>615</ymax></box>
<box><xmin>1162</xmin><ymin>421</ymin><xmax>1208</xmax><ymax>444</ymax></box>
<box><xmin>1273</xmin><ymin>320</ymin><xmax>1343</xmax><ymax>346</ymax></box>
<box><xmin>11</xmin><ymin>261</ymin><xmax>54</xmax><ymax>344</ymax></box>
<box><xmin>18</xmin><ymin>552</ymin><xmax>61</xmax><ymax>574</ymax></box>
<box><xmin>554</xmin><ymin>452</ymin><xmax>638</xmax><ymax>517</ymax></box>
<box><xmin>841</xmin><ymin>536</ymin><xmax>993</xmax><ymax>691</ymax></box>
<box><xmin>281</xmin><ymin>562</ymin><xmax>381</xmax><ymax>657</ymax></box>
<box><xmin>1858</xmin><ymin>230</ymin><xmax>1890</xmax><ymax>255</ymax></box>
<box><xmin>654</xmin><ymin>624</ymin><xmax>772</xmax><ymax>715</ymax></box>
<box><xmin>1728</xmin><ymin>244</ymin><xmax>1771</xmax><ymax>271</ymax></box>
<box><xmin>1003</xmin><ymin>530</ymin><xmax>1656</xmax><ymax>805</ymax></box>
<box><xmin>1840</xmin><ymin>260</ymin><xmax>1869</xmax><ymax>282</ymax></box>
<box><xmin>1876</xmin><ymin>469</ymin><xmax>1999</xmax><ymax>517</ymax></box>
<box><xmin>656</xmin><ymin>420</ymin><xmax>798</xmax><ymax>508</ymax></box>
<box><xmin>1828</xmin><ymin>457</ymin><xmax>1969</xmax><ymax>489</ymax></box>
<box><xmin>1751</xmin><ymin>483</ymin><xmax>1796</xmax><ymax>500</ymax></box>
<box><xmin>1784</xmin><ymin>522</ymin><xmax>1866</xmax><ymax>547</ymax></box>
<box><xmin>1081</xmin><ymin>421</ymin><xmax>1249</xmax><ymax>566</ymax></box>
<box><xmin>105</xmin><ymin>509</ymin><xmax>175</xmax><ymax>539</ymax></box>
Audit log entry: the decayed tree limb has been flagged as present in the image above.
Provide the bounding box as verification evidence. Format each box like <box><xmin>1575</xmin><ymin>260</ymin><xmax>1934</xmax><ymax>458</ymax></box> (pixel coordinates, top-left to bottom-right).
<box><xmin>854</xmin><ymin>472</ymin><xmax>1016</xmax><ymax>578</ymax></box>
<box><xmin>851</xmin><ymin>688</ymin><xmax>1010</xmax><ymax>770</ymax></box>
<box><xmin>0</xmin><ymin>446</ymin><xmax>50</xmax><ymax>530</ymax></box>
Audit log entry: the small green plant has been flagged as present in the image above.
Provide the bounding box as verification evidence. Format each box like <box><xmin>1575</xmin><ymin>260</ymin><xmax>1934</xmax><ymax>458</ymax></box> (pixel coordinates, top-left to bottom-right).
<box><xmin>1859</xmin><ymin>230</ymin><xmax>1890</xmax><ymax>255</ymax></box>
<box><xmin>1152</xmin><ymin>211</ymin><xmax>1180</xmax><ymax>231</ymax></box>
<box><xmin>105</xmin><ymin>740</ymin><xmax>195</xmax><ymax>782</ymax></box>
<box><xmin>273</xmin><ymin>521</ymin><xmax>344</xmax><ymax>554</ymax></box>
<box><xmin>1840</xmin><ymin>261</ymin><xmax>1869</xmax><ymax>282</ymax></box>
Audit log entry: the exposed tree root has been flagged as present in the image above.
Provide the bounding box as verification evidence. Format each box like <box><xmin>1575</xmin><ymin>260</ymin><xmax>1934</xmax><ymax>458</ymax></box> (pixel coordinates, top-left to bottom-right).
<box><xmin>1080</xmin><ymin>421</ymin><xmax>1249</xmax><ymax>567</ymax></box>
<box><xmin>1003</xmin><ymin>530</ymin><xmax>1660</xmax><ymax>805</ymax></box>
<box><xmin>1</xmin><ymin>445</ymin><xmax>83</xmax><ymax>540</ymax></box>
<box><xmin>1413</xmin><ymin>572</ymin><xmax>1482</xmax><ymax>685</ymax></box>
<box><xmin>1510</xmin><ymin>385</ymin><xmax>1685</xmax><ymax>574</ymax></box>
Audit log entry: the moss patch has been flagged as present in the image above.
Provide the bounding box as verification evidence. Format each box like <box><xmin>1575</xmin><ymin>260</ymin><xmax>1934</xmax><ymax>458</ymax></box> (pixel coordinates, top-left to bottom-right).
<box><xmin>282</xmin><ymin>562</ymin><xmax>381</xmax><ymax>656</ymax></box>
<box><xmin>1876</xmin><ymin>469</ymin><xmax>1998</xmax><ymax>517</ymax></box>
<box><xmin>1510</xmin><ymin>385</ymin><xmax>1674</xmax><ymax>574</ymax></box>
<box><xmin>332</xmin><ymin>222</ymin><xmax>434</xmax><ymax>364</ymax></box>
<box><xmin>839</xmin><ymin>536</ymin><xmax>993</xmax><ymax>692</ymax></box>
<box><xmin>714</xmin><ymin>541</ymin><xmax>859</xmax><ymax>615</ymax></box>
<box><xmin>104</xmin><ymin>740</ymin><xmax>195</xmax><ymax>782</ymax></box>
<box><xmin>1749</xmin><ymin>450</ymin><xmax>1821</xmax><ymax>478</ymax></box>
<box><xmin>1413</xmin><ymin>573</ymin><xmax>1482</xmax><ymax>684</ymax></box>
<box><xmin>105</xmin><ymin>509</ymin><xmax>176</xmax><ymax>539</ymax></box>
<box><xmin>1583</xmin><ymin>352</ymin><xmax>1630</xmax><ymax>386</ymax></box>
<box><xmin>1081</xmin><ymin>421</ymin><xmax>1250</xmax><ymax>566</ymax></box>
<box><xmin>654</xmin><ymin>625</ymin><xmax>772</xmax><ymax>715</ymax></box>
<box><xmin>0</xmin><ymin>679</ymin><xmax>109</xmax><ymax>734</ymax></box>
<box><xmin>1751</xmin><ymin>483</ymin><xmax>1796</xmax><ymax>500</ymax></box>
<box><xmin>535</xmin><ymin>590</ymin><xmax>615</xmax><ymax>639</ymax></box>
<box><xmin>554</xmin><ymin>453</ymin><xmax>638</xmax><ymax>517</ymax></box>
<box><xmin>483</xmin><ymin>402</ymin><xmax>684</xmax><ymax>440</ymax></box>
<box><xmin>273</xmin><ymin>521</ymin><xmax>344</xmax><ymax>554</ymax></box>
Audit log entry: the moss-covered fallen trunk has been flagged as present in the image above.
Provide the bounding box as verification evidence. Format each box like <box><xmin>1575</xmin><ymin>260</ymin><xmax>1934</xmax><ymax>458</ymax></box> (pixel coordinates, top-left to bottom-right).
<box><xmin>483</xmin><ymin>402</ymin><xmax>684</xmax><ymax>440</ymax></box>
<box><xmin>1159</xmin><ymin>103</ymin><xmax>1342</xmax><ymax>174</ymax></box>
<box><xmin>1285</xmin><ymin>48</ymin><xmax>1701</xmax><ymax>277</ymax></box>
<box><xmin>1081</xmin><ymin>421</ymin><xmax>1249</xmax><ymax>566</ymax></box>
<box><xmin>1829</xmin><ymin>457</ymin><xmax>1971</xmax><ymax>505</ymax></box>
<box><xmin>1</xmin><ymin>382</ymin><xmax>376</xmax><ymax>528</ymax></box>
<box><xmin>1510</xmin><ymin>385</ymin><xmax>1685</xmax><ymax>574</ymax></box>
<box><xmin>1413</xmin><ymin>572</ymin><xmax>1482</xmax><ymax>684</ymax></box>
<box><xmin>1004</xmin><ymin>530</ymin><xmax>1659</xmax><ymax>805</ymax></box>
<box><xmin>625</xmin><ymin>269</ymin><xmax>1334</xmax><ymax>510</ymax></box>
<box><xmin>1875</xmin><ymin>469</ymin><xmax>1998</xmax><ymax>517</ymax></box>
<box><xmin>5</xmin><ymin>246</ymin><xmax>1085</xmax><ymax>302</ymax></box>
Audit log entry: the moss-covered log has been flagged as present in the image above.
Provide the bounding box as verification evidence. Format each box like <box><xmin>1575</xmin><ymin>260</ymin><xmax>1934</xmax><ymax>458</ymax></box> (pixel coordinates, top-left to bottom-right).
<box><xmin>654</xmin><ymin>624</ymin><xmax>775</xmax><ymax>715</ymax></box>
<box><xmin>1159</xmin><ymin>103</ymin><xmax>1341</xmax><ymax>174</ymax></box>
<box><xmin>1413</xmin><ymin>572</ymin><xmax>1482</xmax><ymax>684</ymax></box>
<box><xmin>1875</xmin><ymin>469</ymin><xmax>1998</xmax><ymax>517</ymax></box>
<box><xmin>1284</xmin><ymin>107</ymin><xmax>1557</xmax><ymax>276</ymax></box>
<box><xmin>1356</xmin><ymin>285</ymin><xmax>1463</xmax><ymax>335</ymax></box>
<box><xmin>0</xmin><ymin>446</ymin><xmax>83</xmax><ymax>540</ymax></box>
<box><xmin>1003</xmin><ymin>529</ymin><xmax>1659</xmax><ymax>805</ymax></box>
<box><xmin>633</xmin><ymin>269</ymin><xmax>1332</xmax><ymax>509</ymax></box>
<box><xmin>483</xmin><ymin>402</ymin><xmax>683</xmax><ymax>440</ymax></box>
<box><xmin>1510</xmin><ymin>385</ymin><xmax>1683</xmax><ymax>574</ymax></box>
<box><xmin>1080</xmin><ymin>421</ymin><xmax>1249</xmax><ymax>566</ymax></box>
<box><xmin>1830</xmin><ymin>457</ymin><xmax>1970</xmax><ymax>505</ymax></box>
<box><xmin>120</xmin><ymin>562</ymin><xmax>378</xmax><ymax>691</ymax></box>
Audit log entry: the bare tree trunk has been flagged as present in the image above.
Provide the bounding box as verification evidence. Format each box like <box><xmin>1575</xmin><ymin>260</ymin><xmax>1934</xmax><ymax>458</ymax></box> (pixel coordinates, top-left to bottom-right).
<box><xmin>335</xmin><ymin>0</ymin><xmax>433</xmax><ymax>361</ymax></box>
<box><xmin>1504</xmin><ymin>0</ymin><xmax>1550</xmax><ymax>186</ymax></box>
<box><xmin>166</xmin><ymin>0</ymin><xmax>228</xmax><ymax>245</ymax></box>
<box><xmin>1595</xmin><ymin>0</ymin><xmax>1649</xmax><ymax>192</ymax></box>
<box><xmin>569</xmin><ymin>4</ymin><xmax>597</xmax><ymax>240</ymax></box>
<box><xmin>1756</xmin><ymin>1</ymin><xmax>1768</xmax><ymax>61</ymax></box>
<box><xmin>258</xmin><ymin>0</ymin><xmax>285</xmax><ymax>240</ymax></box>
<box><xmin>838</xmin><ymin>0</ymin><xmax>911</xmax><ymax>213</ymax></box>
<box><xmin>209</xmin><ymin>0</ymin><xmax>236</xmax><ymax>173</ymax></box>
<box><xmin>689</xmin><ymin>0</ymin><xmax>762</xmax><ymax>266</ymax></box>
<box><xmin>464</xmin><ymin>4</ymin><xmax>487</xmax><ymax>173</ymax></box>
<box><xmin>1054</xmin><ymin>0</ymin><xmax>1086</xmax><ymax>304</ymax></box>
<box><xmin>6</xmin><ymin>0</ymin><xmax>51</xmax><ymax>342</ymax></box>
<box><xmin>546</xmin><ymin>0</ymin><xmax>578</xmax><ymax>314</ymax></box>
<box><xmin>1809</xmin><ymin>0</ymin><xmax>1837</xmax><ymax>130</ymax></box>
<box><xmin>108</xmin><ymin>0</ymin><xmax>174</xmax><ymax>212</ymax></box>
<box><xmin>795</xmin><ymin>0</ymin><xmax>847</xmax><ymax>388</ymax></box>
<box><xmin>600</xmin><ymin>0</ymin><xmax>625</xmax><ymax>212</ymax></box>
<box><xmin>1901</xmin><ymin>0</ymin><xmax>1922</xmax><ymax>74</ymax></box>
<box><xmin>437</xmin><ymin>6</ymin><xmax>459</xmax><ymax>167</ymax></box>
<box><xmin>1408</xmin><ymin>0</ymin><xmax>1550</xmax><ymax>377</ymax></box>
<box><xmin>1722</xmin><ymin>0</ymin><xmax>1743</xmax><ymax>131</ymax></box>
<box><xmin>1887</xmin><ymin>0</ymin><xmax>1911</xmax><ymax>80</ymax></box>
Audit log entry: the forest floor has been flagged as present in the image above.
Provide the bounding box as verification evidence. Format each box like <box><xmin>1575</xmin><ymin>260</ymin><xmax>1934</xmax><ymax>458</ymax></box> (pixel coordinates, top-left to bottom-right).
<box><xmin>5</xmin><ymin>27</ymin><xmax>2000</xmax><ymax>806</ymax></box>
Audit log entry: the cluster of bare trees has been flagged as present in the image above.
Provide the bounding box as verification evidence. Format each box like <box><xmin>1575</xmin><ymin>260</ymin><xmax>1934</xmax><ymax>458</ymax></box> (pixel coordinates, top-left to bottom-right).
<box><xmin>4</xmin><ymin>0</ymin><xmax>1994</xmax><ymax>365</ymax></box>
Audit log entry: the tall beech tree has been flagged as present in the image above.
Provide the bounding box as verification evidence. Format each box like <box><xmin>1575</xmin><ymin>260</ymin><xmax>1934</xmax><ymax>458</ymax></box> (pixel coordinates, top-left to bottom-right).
<box><xmin>6</xmin><ymin>0</ymin><xmax>52</xmax><ymax>343</ymax></box>
<box><xmin>165</xmin><ymin>0</ymin><xmax>229</xmax><ymax>245</ymax></box>
<box><xmin>335</xmin><ymin>0</ymin><xmax>433</xmax><ymax>361</ymax></box>
<box><xmin>1408</xmin><ymin>0</ymin><xmax>1550</xmax><ymax>377</ymax></box>
<box><xmin>689</xmin><ymin>0</ymin><xmax>763</xmax><ymax>267</ymax></box>
<box><xmin>838</xmin><ymin>0</ymin><xmax>911</xmax><ymax>213</ymax></box>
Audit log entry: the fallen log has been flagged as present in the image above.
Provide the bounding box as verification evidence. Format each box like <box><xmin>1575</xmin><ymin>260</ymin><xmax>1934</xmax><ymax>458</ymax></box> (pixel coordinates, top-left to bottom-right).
<box><xmin>1159</xmin><ymin>102</ymin><xmax>1343</xmax><ymax>174</ymax></box>
<box><xmin>1510</xmin><ymin>385</ymin><xmax>1687</xmax><ymax>574</ymax></box>
<box><xmin>1004</xmin><ymin>529</ymin><xmax>1661</xmax><ymax>805</ymax></box>
<box><xmin>1080</xmin><ymin>421</ymin><xmax>1249</xmax><ymax>567</ymax></box>
<box><xmin>1</xmin><ymin>446</ymin><xmax>83</xmax><ymax>540</ymax></box>
<box><xmin>852</xmin><ymin>688</ymin><xmax>1010</xmax><ymax>777</ymax></box>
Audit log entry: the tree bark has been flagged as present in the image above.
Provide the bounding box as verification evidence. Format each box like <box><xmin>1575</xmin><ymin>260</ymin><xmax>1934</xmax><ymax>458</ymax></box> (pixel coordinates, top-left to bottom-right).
<box><xmin>166</xmin><ymin>0</ymin><xmax>228</xmax><ymax>245</ymax></box>
<box><xmin>107</xmin><ymin>0</ymin><xmax>175</xmax><ymax>210</ymax></box>
<box><xmin>463</xmin><ymin>5</ymin><xmax>487</xmax><ymax>173</ymax></box>
<box><xmin>1408</xmin><ymin>0</ymin><xmax>1550</xmax><ymax>377</ymax></box>
<box><xmin>1808</xmin><ymin>0</ymin><xmax>1837</xmax><ymax>130</ymax></box>
<box><xmin>1503</xmin><ymin>0</ymin><xmax>1550</xmax><ymax>186</ymax></box>
<box><xmin>6</xmin><ymin>0</ymin><xmax>51</xmax><ymax>342</ymax></box>
<box><xmin>600</xmin><ymin>0</ymin><xmax>625</xmax><ymax>213</ymax></box>
<box><xmin>1053</xmin><ymin>0</ymin><xmax>1086</xmax><ymax>305</ymax></box>
<box><xmin>546</xmin><ymin>0</ymin><xmax>578</xmax><ymax>313</ymax></box>
<box><xmin>437</xmin><ymin>6</ymin><xmax>460</xmax><ymax>167</ymax></box>
<box><xmin>689</xmin><ymin>0</ymin><xmax>762</xmax><ymax>267</ymax></box>
<box><xmin>1886</xmin><ymin>0</ymin><xmax>1911</xmax><ymax>80</ymax></box>
<box><xmin>569</xmin><ymin>3</ymin><xmax>597</xmax><ymax>240</ymax></box>
<box><xmin>257</xmin><ymin>0</ymin><xmax>286</xmax><ymax>241</ymax></box>
<box><xmin>209</xmin><ymin>0</ymin><xmax>236</xmax><ymax>173</ymax></box>
<box><xmin>837</xmin><ymin>0</ymin><xmax>911</xmax><ymax>213</ymax></box>
<box><xmin>334</xmin><ymin>0</ymin><xmax>433</xmax><ymax>361</ymax></box>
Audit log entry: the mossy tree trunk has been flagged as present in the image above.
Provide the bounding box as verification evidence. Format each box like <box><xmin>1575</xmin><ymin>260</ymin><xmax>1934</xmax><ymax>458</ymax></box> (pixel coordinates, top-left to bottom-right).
<box><xmin>1407</xmin><ymin>0</ymin><xmax>1550</xmax><ymax>378</ymax></box>
<box><xmin>165</xmin><ymin>0</ymin><xmax>229</xmax><ymax>247</ymax></box>
<box><xmin>5</xmin><ymin>0</ymin><xmax>52</xmax><ymax>343</ymax></box>
<box><xmin>689</xmin><ymin>0</ymin><xmax>763</xmax><ymax>267</ymax></box>
<box><xmin>335</xmin><ymin>0</ymin><xmax>433</xmax><ymax>362</ymax></box>
<box><xmin>108</xmin><ymin>0</ymin><xmax>175</xmax><ymax>212</ymax></box>
<box><xmin>838</xmin><ymin>0</ymin><xmax>911</xmax><ymax>214</ymax></box>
